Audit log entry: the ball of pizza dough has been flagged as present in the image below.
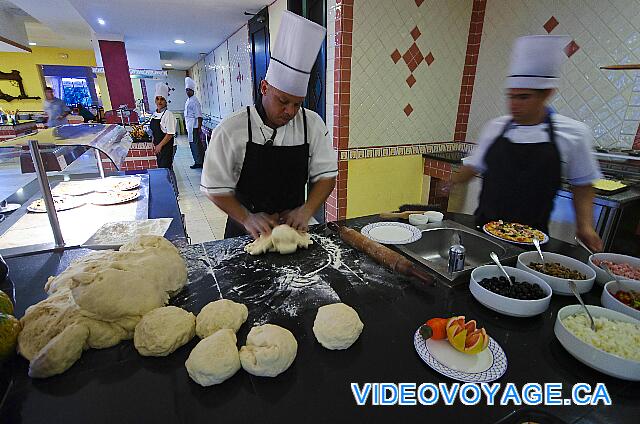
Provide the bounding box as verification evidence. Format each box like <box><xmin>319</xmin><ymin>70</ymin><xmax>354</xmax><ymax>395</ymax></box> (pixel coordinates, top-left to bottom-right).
<box><xmin>134</xmin><ymin>306</ymin><xmax>195</xmax><ymax>357</ymax></box>
<box><xmin>196</xmin><ymin>299</ymin><xmax>248</xmax><ymax>339</ymax></box>
<box><xmin>313</xmin><ymin>303</ymin><xmax>364</xmax><ymax>350</ymax></box>
<box><xmin>185</xmin><ymin>329</ymin><xmax>240</xmax><ymax>386</ymax></box>
<box><xmin>239</xmin><ymin>324</ymin><xmax>297</xmax><ymax>377</ymax></box>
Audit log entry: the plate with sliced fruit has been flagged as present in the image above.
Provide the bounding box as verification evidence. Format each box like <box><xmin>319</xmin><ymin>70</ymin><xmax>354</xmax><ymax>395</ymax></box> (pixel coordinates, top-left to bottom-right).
<box><xmin>413</xmin><ymin>316</ymin><xmax>507</xmax><ymax>383</ymax></box>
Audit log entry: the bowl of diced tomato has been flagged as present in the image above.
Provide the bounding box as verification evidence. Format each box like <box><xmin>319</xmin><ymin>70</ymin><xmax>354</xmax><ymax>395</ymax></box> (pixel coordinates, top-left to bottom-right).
<box><xmin>588</xmin><ymin>253</ymin><xmax>640</xmax><ymax>286</ymax></box>
<box><xmin>601</xmin><ymin>279</ymin><xmax>640</xmax><ymax>320</ymax></box>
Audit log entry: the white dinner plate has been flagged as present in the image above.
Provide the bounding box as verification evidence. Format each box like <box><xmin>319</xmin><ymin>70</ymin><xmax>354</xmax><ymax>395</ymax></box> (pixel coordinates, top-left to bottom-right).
<box><xmin>413</xmin><ymin>329</ymin><xmax>507</xmax><ymax>383</ymax></box>
<box><xmin>0</xmin><ymin>203</ymin><xmax>20</xmax><ymax>213</ymax></box>
<box><xmin>360</xmin><ymin>222</ymin><xmax>421</xmax><ymax>245</ymax></box>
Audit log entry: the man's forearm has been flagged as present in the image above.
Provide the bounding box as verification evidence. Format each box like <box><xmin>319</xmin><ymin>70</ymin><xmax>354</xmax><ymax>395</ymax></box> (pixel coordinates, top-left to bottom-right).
<box><xmin>451</xmin><ymin>165</ymin><xmax>477</xmax><ymax>184</ymax></box>
<box><xmin>207</xmin><ymin>193</ymin><xmax>250</xmax><ymax>225</ymax></box>
<box><xmin>304</xmin><ymin>177</ymin><xmax>336</xmax><ymax>214</ymax></box>
<box><xmin>158</xmin><ymin>134</ymin><xmax>173</xmax><ymax>148</ymax></box>
<box><xmin>572</xmin><ymin>184</ymin><xmax>595</xmax><ymax>231</ymax></box>
<box><xmin>197</xmin><ymin>117</ymin><xmax>203</xmax><ymax>130</ymax></box>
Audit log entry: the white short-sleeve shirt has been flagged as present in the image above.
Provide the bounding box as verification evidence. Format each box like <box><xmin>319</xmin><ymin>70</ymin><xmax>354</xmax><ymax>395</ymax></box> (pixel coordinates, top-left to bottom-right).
<box><xmin>463</xmin><ymin>114</ymin><xmax>602</xmax><ymax>186</ymax></box>
<box><xmin>150</xmin><ymin>109</ymin><xmax>176</xmax><ymax>135</ymax></box>
<box><xmin>184</xmin><ymin>96</ymin><xmax>202</xmax><ymax>128</ymax></box>
<box><xmin>200</xmin><ymin>106</ymin><xmax>338</xmax><ymax>195</ymax></box>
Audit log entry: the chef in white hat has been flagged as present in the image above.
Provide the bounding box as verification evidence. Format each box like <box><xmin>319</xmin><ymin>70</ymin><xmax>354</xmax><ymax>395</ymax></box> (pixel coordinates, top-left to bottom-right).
<box><xmin>150</xmin><ymin>82</ymin><xmax>176</xmax><ymax>171</ymax></box>
<box><xmin>451</xmin><ymin>35</ymin><xmax>603</xmax><ymax>251</ymax></box>
<box><xmin>184</xmin><ymin>76</ymin><xmax>204</xmax><ymax>169</ymax></box>
<box><xmin>201</xmin><ymin>11</ymin><xmax>338</xmax><ymax>239</ymax></box>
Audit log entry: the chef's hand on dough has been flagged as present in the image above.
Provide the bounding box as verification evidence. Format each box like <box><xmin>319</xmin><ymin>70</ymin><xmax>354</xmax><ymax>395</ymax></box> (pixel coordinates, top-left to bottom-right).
<box><xmin>576</xmin><ymin>226</ymin><xmax>603</xmax><ymax>253</ymax></box>
<box><xmin>281</xmin><ymin>205</ymin><xmax>312</xmax><ymax>232</ymax></box>
<box><xmin>243</xmin><ymin>213</ymin><xmax>278</xmax><ymax>239</ymax></box>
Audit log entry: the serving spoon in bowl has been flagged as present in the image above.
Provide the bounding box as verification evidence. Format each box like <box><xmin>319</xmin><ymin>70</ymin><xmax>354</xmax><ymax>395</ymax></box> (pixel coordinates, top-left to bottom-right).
<box><xmin>490</xmin><ymin>252</ymin><xmax>512</xmax><ymax>287</ymax></box>
<box><xmin>568</xmin><ymin>280</ymin><xmax>597</xmax><ymax>332</ymax></box>
<box><xmin>533</xmin><ymin>237</ymin><xmax>544</xmax><ymax>263</ymax></box>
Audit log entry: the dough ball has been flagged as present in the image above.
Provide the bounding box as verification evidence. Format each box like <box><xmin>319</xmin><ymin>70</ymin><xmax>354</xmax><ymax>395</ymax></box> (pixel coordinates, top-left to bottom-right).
<box><xmin>185</xmin><ymin>329</ymin><xmax>240</xmax><ymax>386</ymax></box>
<box><xmin>134</xmin><ymin>306</ymin><xmax>195</xmax><ymax>357</ymax></box>
<box><xmin>29</xmin><ymin>323</ymin><xmax>89</xmax><ymax>378</ymax></box>
<box><xmin>196</xmin><ymin>299</ymin><xmax>248</xmax><ymax>339</ymax></box>
<box><xmin>313</xmin><ymin>303</ymin><xmax>364</xmax><ymax>350</ymax></box>
<box><xmin>239</xmin><ymin>324</ymin><xmax>297</xmax><ymax>377</ymax></box>
<box><xmin>244</xmin><ymin>225</ymin><xmax>312</xmax><ymax>255</ymax></box>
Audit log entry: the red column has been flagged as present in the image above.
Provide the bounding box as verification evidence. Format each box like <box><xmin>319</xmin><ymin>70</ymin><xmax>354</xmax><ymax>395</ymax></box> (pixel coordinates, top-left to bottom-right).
<box><xmin>98</xmin><ymin>40</ymin><xmax>135</xmax><ymax>109</ymax></box>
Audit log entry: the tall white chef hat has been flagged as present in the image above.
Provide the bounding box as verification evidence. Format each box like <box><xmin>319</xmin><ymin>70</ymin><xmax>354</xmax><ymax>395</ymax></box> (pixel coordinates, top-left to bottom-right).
<box><xmin>185</xmin><ymin>77</ymin><xmax>196</xmax><ymax>91</ymax></box>
<box><xmin>506</xmin><ymin>35</ymin><xmax>570</xmax><ymax>89</ymax></box>
<box><xmin>154</xmin><ymin>82</ymin><xmax>169</xmax><ymax>99</ymax></box>
<box><xmin>265</xmin><ymin>10</ymin><xmax>326</xmax><ymax>97</ymax></box>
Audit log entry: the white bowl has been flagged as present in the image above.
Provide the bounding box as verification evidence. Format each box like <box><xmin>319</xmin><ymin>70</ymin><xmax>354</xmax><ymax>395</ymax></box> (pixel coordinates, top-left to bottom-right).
<box><xmin>423</xmin><ymin>211</ymin><xmax>443</xmax><ymax>222</ymax></box>
<box><xmin>470</xmin><ymin>265</ymin><xmax>552</xmax><ymax>317</ymax></box>
<box><xmin>517</xmin><ymin>251</ymin><xmax>595</xmax><ymax>296</ymax></box>
<box><xmin>601</xmin><ymin>279</ymin><xmax>640</xmax><ymax>321</ymax></box>
<box><xmin>408</xmin><ymin>213</ymin><xmax>429</xmax><ymax>225</ymax></box>
<box><xmin>554</xmin><ymin>305</ymin><xmax>640</xmax><ymax>381</ymax></box>
<box><xmin>588</xmin><ymin>253</ymin><xmax>640</xmax><ymax>286</ymax></box>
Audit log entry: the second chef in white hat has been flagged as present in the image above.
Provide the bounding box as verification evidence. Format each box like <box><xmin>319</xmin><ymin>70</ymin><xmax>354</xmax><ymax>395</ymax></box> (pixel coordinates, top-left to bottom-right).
<box><xmin>150</xmin><ymin>82</ymin><xmax>177</xmax><ymax>173</ymax></box>
<box><xmin>451</xmin><ymin>35</ymin><xmax>603</xmax><ymax>251</ymax></box>
<box><xmin>184</xmin><ymin>77</ymin><xmax>204</xmax><ymax>169</ymax></box>
<box><xmin>201</xmin><ymin>11</ymin><xmax>338</xmax><ymax>239</ymax></box>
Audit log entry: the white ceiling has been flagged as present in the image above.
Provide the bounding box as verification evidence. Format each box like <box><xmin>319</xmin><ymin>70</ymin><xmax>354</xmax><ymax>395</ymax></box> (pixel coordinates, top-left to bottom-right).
<box><xmin>6</xmin><ymin>0</ymin><xmax>269</xmax><ymax>70</ymax></box>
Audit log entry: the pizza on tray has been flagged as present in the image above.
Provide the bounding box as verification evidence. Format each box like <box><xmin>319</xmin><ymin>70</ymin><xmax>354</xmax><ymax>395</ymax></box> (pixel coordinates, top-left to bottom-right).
<box><xmin>28</xmin><ymin>196</ymin><xmax>84</xmax><ymax>213</ymax></box>
<box><xmin>483</xmin><ymin>220</ymin><xmax>546</xmax><ymax>244</ymax></box>
<box><xmin>91</xmin><ymin>190</ymin><xmax>140</xmax><ymax>206</ymax></box>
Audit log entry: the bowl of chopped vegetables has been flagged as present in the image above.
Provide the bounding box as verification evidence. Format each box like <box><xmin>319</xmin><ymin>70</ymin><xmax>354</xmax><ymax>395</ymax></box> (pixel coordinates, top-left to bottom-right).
<box><xmin>601</xmin><ymin>279</ymin><xmax>640</xmax><ymax>320</ymax></box>
<box><xmin>517</xmin><ymin>251</ymin><xmax>595</xmax><ymax>295</ymax></box>
<box><xmin>588</xmin><ymin>253</ymin><xmax>640</xmax><ymax>286</ymax></box>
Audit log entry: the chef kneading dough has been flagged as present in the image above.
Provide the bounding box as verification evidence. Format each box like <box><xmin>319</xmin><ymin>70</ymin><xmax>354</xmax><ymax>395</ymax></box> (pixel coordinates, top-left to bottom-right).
<box><xmin>313</xmin><ymin>303</ymin><xmax>364</xmax><ymax>350</ymax></box>
<box><xmin>239</xmin><ymin>324</ymin><xmax>297</xmax><ymax>377</ymax></box>
<box><xmin>185</xmin><ymin>329</ymin><xmax>240</xmax><ymax>386</ymax></box>
<box><xmin>196</xmin><ymin>299</ymin><xmax>248</xmax><ymax>338</ymax></box>
<box><xmin>245</xmin><ymin>224</ymin><xmax>313</xmax><ymax>255</ymax></box>
<box><xmin>134</xmin><ymin>306</ymin><xmax>195</xmax><ymax>357</ymax></box>
<box><xmin>18</xmin><ymin>235</ymin><xmax>188</xmax><ymax>378</ymax></box>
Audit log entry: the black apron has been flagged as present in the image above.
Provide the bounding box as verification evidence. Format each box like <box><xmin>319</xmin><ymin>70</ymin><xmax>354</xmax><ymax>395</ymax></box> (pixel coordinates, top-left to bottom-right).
<box><xmin>224</xmin><ymin>106</ymin><xmax>309</xmax><ymax>238</ymax></box>
<box><xmin>475</xmin><ymin>114</ymin><xmax>562</xmax><ymax>234</ymax></box>
<box><xmin>150</xmin><ymin>110</ymin><xmax>175</xmax><ymax>169</ymax></box>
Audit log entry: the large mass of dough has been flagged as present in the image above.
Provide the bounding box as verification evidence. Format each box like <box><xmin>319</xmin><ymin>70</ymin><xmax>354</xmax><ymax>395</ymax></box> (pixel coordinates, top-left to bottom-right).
<box><xmin>196</xmin><ymin>299</ymin><xmax>248</xmax><ymax>339</ymax></box>
<box><xmin>185</xmin><ymin>329</ymin><xmax>240</xmax><ymax>386</ymax></box>
<box><xmin>239</xmin><ymin>324</ymin><xmax>297</xmax><ymax>377</ymax></box>
<box><xmin>244</xmin><ymin>224</ymin><xmax>313</xmax><ymax>255</ymax></box>
<box><xmin>18</xmin><ymin>235</ymin><xmax>188</xmax><ymax>378</ymax></box>
<box><xmin>134</xmin><ymin>306</ymin><xmax>195</xmax><ymax>357</ymax></box>
<box><xmin>313</xmin><ymin>303</ymin><xmax>364</xmax><ymax>350</ymax></box>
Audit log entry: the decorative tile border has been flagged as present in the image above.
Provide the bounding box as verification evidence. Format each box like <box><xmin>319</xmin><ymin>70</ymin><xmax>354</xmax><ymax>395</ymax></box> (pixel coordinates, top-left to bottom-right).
<box><xmin>337</xmin><ymin>141</ymin><xmax>470</xmax><ymax>161</ymax></box>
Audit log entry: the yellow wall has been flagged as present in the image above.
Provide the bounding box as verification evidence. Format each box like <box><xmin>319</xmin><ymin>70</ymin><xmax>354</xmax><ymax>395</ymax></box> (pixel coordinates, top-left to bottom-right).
<box><xmin>0</xmin><ymin>46</ymin><xmax>97</xmax><ymax>111</ymax></box>
<box><xmin>346</xmin><ymin>155</ymin><xmax>424</xmax><ymax>218</ymax></box>
<box><xmin>95</xmin><ymin>74</ymin><xmax>111</xmax><ymax>111</ymax></box>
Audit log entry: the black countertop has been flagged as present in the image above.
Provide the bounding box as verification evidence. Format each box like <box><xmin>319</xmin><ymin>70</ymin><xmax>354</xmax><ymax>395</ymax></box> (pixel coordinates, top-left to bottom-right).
<box><xmin>0</xmin><ymin>213</ymin><xmax>638</xmax><ymax>423</ymax></box>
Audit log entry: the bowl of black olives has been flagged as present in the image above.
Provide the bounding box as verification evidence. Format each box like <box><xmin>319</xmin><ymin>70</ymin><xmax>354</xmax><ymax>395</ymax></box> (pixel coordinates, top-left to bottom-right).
<box><xmin>470</xmin><ymin>265</ymin><xmax>552</xmax><ymax>317</ymax></box>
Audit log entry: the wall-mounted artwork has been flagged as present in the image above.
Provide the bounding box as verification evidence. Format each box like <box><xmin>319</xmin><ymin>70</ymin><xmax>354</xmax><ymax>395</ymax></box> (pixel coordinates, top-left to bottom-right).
<box><xmin>0</xmin><ymin>70</ymin><xmax>41</xmax><ymax>102</ymax></box>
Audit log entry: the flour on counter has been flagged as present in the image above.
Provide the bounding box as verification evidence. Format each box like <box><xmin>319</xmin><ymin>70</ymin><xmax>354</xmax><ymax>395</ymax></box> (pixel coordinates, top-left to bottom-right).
<box><xmin>84</xmin><ymin>219</ymin><xmax>173</xmax><ymax>247</ymax></box>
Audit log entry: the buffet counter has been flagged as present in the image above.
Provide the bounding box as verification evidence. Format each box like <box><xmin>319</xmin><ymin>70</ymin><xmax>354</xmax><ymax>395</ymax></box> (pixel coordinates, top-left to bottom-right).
<box><xmin>0</xmin><ymin>212</ymin><xmax>635</xmax><ymax>423</ymax></box>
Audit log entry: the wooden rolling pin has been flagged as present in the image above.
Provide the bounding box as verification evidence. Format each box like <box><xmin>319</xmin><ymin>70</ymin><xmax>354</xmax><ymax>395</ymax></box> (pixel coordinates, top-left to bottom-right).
<box><xmin>379</xmin><ymin>211</ymin><xmax>427</xmax><ymax>219</ymax></box>
<box><xmin>332</xmin><ymin>224</ymin><xmax>434</xmax><ymax>285</ymax></box>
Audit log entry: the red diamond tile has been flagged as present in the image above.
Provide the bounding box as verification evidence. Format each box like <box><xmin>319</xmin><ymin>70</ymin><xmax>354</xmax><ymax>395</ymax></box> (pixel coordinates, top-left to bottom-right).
<box><xmin>415</xmin><ymin>0</ymin><xmax>424</xmax><ymax>6</ymax></box>
<box><xmin>425</xmin><ymin>52</ymin><xmax>434</xmax><ymax>66</ymax></box>
<box><xmin>415</xmin><ymin>50</ymin><xmax>424</xmax><ymax>64</ymax></box>
<box><xmin>390</xmin><ymin>49</ymin><xmax>401</xmax><ymax>63</ymax></box>
<box><xmin>402</xmin><ymin>49</ymin><xmax>412</xmax><ymax>65</ymax></box>
<box><xmin>404</xmin><ymin>104</ymin><xmax>413</xmax><ymax>116</ymax></box>
<box><xmin>411</xmin><ymin>26</ymin><xmax>421</xmax><ymax>41</ymax></box>
<box><xmin>543</xmin><ymin>16</ymin><xmax>559</xmax><ymax>33</ymax></box>
<box><xmin>564</xmin><ymin>40</ymin><xmax>580</xmax><ymax>58</ymax></box>
<box><xmin>409</xmin><ymin>43</ymin><xmax>420</xmax><ymax>57</ymax></box>
<box><xmin>406</xmin><ymin>74</ymin><xmax>416</xmax><ymax>88</ymax></box>
<box><xmin>408</xmin><ymin>59</ymin><xmax>419</xmax><ymax>72</ymax></box>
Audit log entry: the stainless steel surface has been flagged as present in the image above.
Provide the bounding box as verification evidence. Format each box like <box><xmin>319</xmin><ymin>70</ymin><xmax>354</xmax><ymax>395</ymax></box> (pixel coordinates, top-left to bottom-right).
<box><xmin>0</xmin><ymin>124</ymin><xmax>132</xmax><ymax>170</ymax></box>
<box><xmin>568</xmin><ymin>280</ymin><xmax>597</xmax><ymax>332</ymax></box>
<box><xmin>28</xmin><ymin>139</ymin><xmax>64</xmax><ymax>249</ymax></box>
<box><xmin>533</xmin><ymin>237</ymin><xmax>544</xmax><ymax>262</ymax></box>
<box><xmin>447</xmin><ymin>244</ymin><xmax>466</xmax><ymax>273</ymax></box>
<box><xmin>397</xmin><ymin>220</ymin><xmax>523</xmax><ymax>285</ymax></box>
<box><xmin>490</xmin><ymin>251</ymin><xmax>512</xmax><ymax>284</ymax></box>
<box><xmin>574</xmin><ymin>236</ymin><xmax>594</xmax><ymax>255</ymax></box>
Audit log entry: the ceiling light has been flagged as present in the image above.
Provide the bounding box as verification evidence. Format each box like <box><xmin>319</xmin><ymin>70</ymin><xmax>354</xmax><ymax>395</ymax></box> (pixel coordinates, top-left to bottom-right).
<box><xmin>174</xmin><ymin>39</ymin><xmax>185</xmax><ymax>44</ymax></box>
<box><xmin>164</xmin><ymin>63</ymin><xmax>173</xmax><ymax>67</ymax></box>
<box><xmin>97</xmin><ymin>18</ymin><xmax>105</xmax><ymax>25</ymax></box>
<box><xmin>29</xmin><ymin>42</ymin><xmax>36</xmax><ymax>46</ymax></box>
